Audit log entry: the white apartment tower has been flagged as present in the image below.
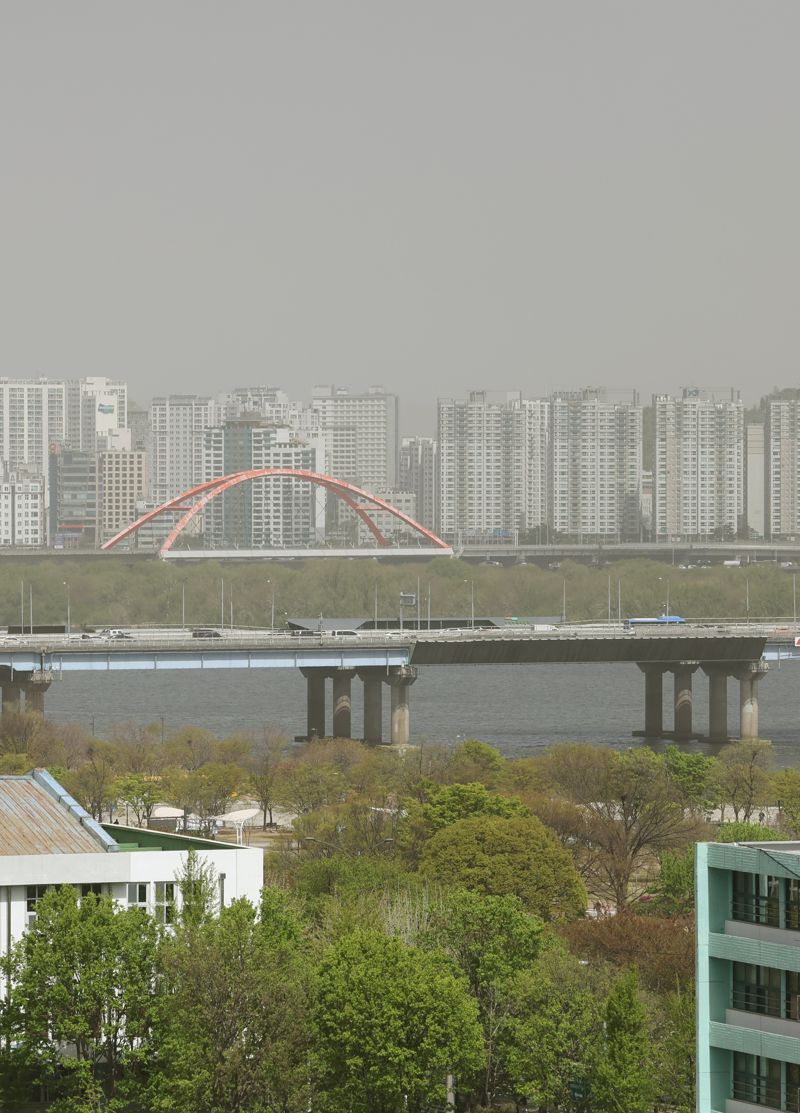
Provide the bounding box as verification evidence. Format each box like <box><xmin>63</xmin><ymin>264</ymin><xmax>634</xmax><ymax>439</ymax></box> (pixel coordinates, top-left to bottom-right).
<box><xmin>0</xmin><ymin>473</ymin><xmax>46</xmax><ymax>546</ymax></box>
<box><xmin>654</xmin><ymin>389</ymin><xmax>744</xmax><ymax>540</ymax></box>
<box><xmin>437</xmin><ymin>392</ymin><xmax>532</xmax><ymax>541</ymax></box>
<box><xmin>149</xmin><ymin>395</ymin><xmax>222</xmax><ymax>505</ymax></box>
<box><xmin>0</xmin><ymin>379</ymin><xmax>66</xmax><ymax>478</ymax></box>
<box><xmin>764</xmin><ymin>392</ymin><xmax>800</xmax><ymax>540</ymax></box>
<box><xmin>311</xmin><ymin>385</ymin><xmax>398</xmax><ymax>491</ymax></box>
<box><xmin>549</xmin><ymin>390</ymin><xmax>642</xmax><ymax>541</ymax></box>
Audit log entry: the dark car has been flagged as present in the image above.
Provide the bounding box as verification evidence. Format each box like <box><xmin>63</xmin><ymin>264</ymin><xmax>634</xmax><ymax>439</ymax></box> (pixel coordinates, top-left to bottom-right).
<box><xmin>192</xmin><ymin>628</ymin><xmax>222</xmax><ymax>639</ymax></box>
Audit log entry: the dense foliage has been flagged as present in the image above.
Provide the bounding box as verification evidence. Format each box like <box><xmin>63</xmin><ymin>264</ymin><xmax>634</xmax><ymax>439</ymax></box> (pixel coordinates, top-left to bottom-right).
<box><xmin>3</xmin><ymin>714</ymin><xmax>798</xmax><ymax>1111</ymax></box>
<box><xmin>3</xmin><ymin>552</ymin><xmax>799</xmax><ymax>629</ymax></box>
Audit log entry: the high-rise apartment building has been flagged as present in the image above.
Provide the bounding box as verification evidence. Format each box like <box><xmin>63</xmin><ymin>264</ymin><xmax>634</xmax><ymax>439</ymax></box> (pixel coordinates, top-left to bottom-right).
<box><xmin>437</xmin><ymin>392</ymin><xmax>529</xmax><ymax>541</ymax></box>
<box><xmin>746</xmin><ymin>423</ymin><xmax>766</xmax><ymax>539</ymax></box>
<box><xmin>399</xmin><ymin>437</ymin><xmax>438</xmax><ymax>531</ymax></box>
<box><xmin>0</xmin><ymin>378</ymin><xmax>67</xmax><ymax>478</ymax></box>
<box><xmin>654</xmin><ymin>389</ymin><xmax>744</xmax><ymax>540</ymax></box>
<box><xmin>549</xmin><ymin>390</ymin><xmax>642</xmax><ymax>541</ymax></box>
<box><xmin>202</xmin><ymin>419</ymin><xmax>325</xmax><ymax>548</ymax></box>
<box><xmin>311</xmin><ymin>385</ymin><xmax>398</xmax><ymax>491</ymax></box>
<box><xmin>96</xmin><ymin>451</ymin><xmax>147</xmax><ymax>545</ymax></box>
<box><xmin>64</xmin><ymin>377</ymin><xmax>128</xmax><ymax>452</ymax></box>
<box><xmin>0</xmin><ymin>472</ymin><xmax>46</xmax><ymax>546</ymax></box>
<box><xmin>764</xmin><ymin>391</ymin><xmax>800</xmax><ymax>540</ymax></box>
<box><xmin>437</xmin><ymin>390</ymin><xmax>639</xmax><ymax>542</ymax></box>
<box><xmin>149</xmin><ymin>395</ymin><xmax>221</xmax><ymax>505</ymax></box>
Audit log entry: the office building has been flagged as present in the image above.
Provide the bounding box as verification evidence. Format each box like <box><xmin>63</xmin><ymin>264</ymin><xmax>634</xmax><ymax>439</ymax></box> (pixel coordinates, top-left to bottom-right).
<box><xmin>654</xmin><ymin>389</ymin><xmax>744</xmax><ymax>541</ymax></box>
<box><xmin>399</xmin><ymin>437</ymin><xmax>438</xmax><ymax>531</ymax></box>
<box><xmin>549</xmin><ymin>390</ymin><xmax>642</xmax><ymax>541</ymax></box>
<box><xmin>96</xmin><ymin>451</ymin><xmax>147</xmax><ymax>545</ymax></box>
<box><xmin>764</xmin><ymin>392</ymin><xmax>800</xmax><ymax>540</ymax></box>
<box><xmin>696</xmin><ymin>837</ymin><xmax>800</xmax><ymax>1112</ymax></box>
<box><xmin>48</xmin><ymin>447</ymin><xmax>98</xmax><ymax>548</ymax></box>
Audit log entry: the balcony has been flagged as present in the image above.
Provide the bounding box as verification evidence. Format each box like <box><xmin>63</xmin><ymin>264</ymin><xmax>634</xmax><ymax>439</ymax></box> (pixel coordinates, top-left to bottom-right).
<box><xmin>726</xmin><ymin>983</ymin><xmax>800</xmax><ymax>1041</ymax></box>
<box><xmin>727</xmin><ymin>1072</ymin><xmax>800</xmax><ymax>1112</ymax></box>
<box><xmin>727</xmin><ymin>895</ymin><xmax>800</xmax><ymax>945</ymax></box>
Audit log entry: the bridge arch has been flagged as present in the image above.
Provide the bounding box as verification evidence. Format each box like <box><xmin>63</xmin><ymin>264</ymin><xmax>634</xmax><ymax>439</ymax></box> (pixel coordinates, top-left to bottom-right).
<box><xmin>100</xmin><ymin>468</ymin><xmax>450</xmax><ymax>555</ymax></box>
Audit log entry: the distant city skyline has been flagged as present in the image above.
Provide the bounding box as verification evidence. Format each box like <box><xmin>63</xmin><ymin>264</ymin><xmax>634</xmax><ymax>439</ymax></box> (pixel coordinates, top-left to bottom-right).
<box><xmin>2</xmin><ymin>3</ymin><xmax>799</xmax><ymax>436</ymax></box>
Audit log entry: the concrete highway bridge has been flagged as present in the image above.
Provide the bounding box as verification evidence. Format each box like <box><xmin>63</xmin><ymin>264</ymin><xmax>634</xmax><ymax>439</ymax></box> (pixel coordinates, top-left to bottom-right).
<box><xmin>0</xmin><ymin>623</ymin><xmax>776</xmax><ymax>745</ymax></box>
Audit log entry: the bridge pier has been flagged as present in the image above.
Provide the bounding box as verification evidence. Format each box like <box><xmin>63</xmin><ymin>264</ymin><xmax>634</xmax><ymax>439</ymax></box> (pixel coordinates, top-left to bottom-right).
<box><xmin>738</xmin><ymin>663</ymin><xmax>768</xmax><ymax>741</ymax></box>
<box><xmin>704</xmin><ymin>667</ymin><xmax>729</xmax><ymax>742</ymax></box>
<box><xmin>672</xmin><ymin>663</ymin><xmax>698</xmax><ymax>740</ymax></box>
<box><xmin>301</xmin><ymin>669</ymin><xmax>327</xmax><ymax>739</ymax></box>
<box><xmin>1</xmin><ymin>682</ymin><xmax>21</xmax><ymax>714</ymax></box>
<box><xmin>638</xmin><ymin>665</ymin><xmax>665</xmax><ymax>737</ymax></box>
<box><xmin>387</xmin><ymin>667</ymin><xmax>416</xmax><ymax>746</ymax></box>
<box><xmin>360</xmin><ymin>669</ymin><xmax>384</xmax><ymax>745</ymax></box>
<box><xmin>332</xmin><ymin>669</ymin><xmax>356</xmax><ymax>739</ymax></box>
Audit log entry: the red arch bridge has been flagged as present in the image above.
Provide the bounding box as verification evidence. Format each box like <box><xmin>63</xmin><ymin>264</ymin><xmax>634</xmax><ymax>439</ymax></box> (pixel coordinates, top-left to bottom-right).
<box><xmin>101</xmin><ymin>468</ymin><xmax>452</xmax><ymax>557</ymax></box>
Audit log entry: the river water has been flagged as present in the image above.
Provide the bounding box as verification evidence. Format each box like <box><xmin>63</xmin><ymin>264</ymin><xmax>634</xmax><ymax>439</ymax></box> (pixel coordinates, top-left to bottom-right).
<box><xmin>44</xmin><ymin>660</ymin><xmax>800</xmax><ymax>766</ymax></box>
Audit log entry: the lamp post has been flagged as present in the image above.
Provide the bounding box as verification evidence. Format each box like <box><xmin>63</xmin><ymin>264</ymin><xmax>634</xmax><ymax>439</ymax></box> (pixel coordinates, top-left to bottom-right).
<box><xmin>63</xmin><ymin>581</ymin><xmax>70</xmax><ymax>635</ymax></box>
<box><xmin>463</xmin><ymin>579</ymin><xmax>474</xmax><ymax>628</ymax></box>
<box><xmin>267</xmin><ymin>579</ymin><xmax>275</xmax><ymax>630</ymax></box>
<box><xmin>658</xmin><ymin>576</ymin><xmax>670</xmax><ymax>616</ymax></box>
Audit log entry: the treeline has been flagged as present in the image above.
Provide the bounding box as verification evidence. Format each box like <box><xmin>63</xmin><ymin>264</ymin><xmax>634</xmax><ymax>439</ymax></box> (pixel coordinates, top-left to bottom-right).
<box><xmin>1</xmin><ymin>554</ymin><xmax>799</xmax><ymax>628</ymax></box>
<box><xmin>2</xmin><ymin>716</ymin><xmax>798</xmax><ymax>1110</ymax></box>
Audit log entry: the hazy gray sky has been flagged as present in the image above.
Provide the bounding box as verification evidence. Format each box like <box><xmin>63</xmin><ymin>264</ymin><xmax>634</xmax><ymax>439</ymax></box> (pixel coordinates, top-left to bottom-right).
<box><xmin>1</xmin><ymin>1</ymin><xmax>798</xmax><ymax>432</ymax></box>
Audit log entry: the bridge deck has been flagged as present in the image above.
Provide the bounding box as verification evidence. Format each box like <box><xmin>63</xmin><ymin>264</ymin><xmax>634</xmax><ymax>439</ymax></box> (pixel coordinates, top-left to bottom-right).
<box><xmin>0</xmin><ymin>625</ymin><xmax>768</xmax><ymax>673</ymax></box>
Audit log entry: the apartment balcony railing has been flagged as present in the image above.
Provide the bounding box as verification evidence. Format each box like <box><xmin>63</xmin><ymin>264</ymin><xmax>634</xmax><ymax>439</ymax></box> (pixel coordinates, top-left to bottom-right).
<box><xmin>733</xmin><ymin>1073</ymin><xmax>799</xmax><ymax>1111</ymax></box>
<box><xmin>731</xmin><ymin>895</ymin><xmax>800</xmax><ymax>932</ymax></box>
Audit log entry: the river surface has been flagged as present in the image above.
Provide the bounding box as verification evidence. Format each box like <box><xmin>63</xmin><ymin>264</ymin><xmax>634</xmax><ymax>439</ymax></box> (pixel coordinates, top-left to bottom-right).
<box><xmin>43</xmin><ymin>660</ymin><xmax>800</xmax><ymax>766</ymax></box>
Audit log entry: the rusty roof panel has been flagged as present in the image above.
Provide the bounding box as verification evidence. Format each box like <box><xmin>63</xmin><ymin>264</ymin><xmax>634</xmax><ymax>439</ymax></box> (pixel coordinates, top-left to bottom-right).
<box><xmin>0</xmin><ymin>775</ymin><xmax>104</xmax><ymax>855</ymax></box>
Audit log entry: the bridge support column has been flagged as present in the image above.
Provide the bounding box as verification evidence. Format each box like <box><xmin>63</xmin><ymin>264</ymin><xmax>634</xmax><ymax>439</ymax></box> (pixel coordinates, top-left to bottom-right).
<box><xmin>738</xmin><ymin>663</ymin><xmax>768</xmax><ymax>741</ymax></box>
<box><xmin>387</xmin><ymin>667</ymin><xmax>417</xmax><ymax>746</ymax></box>
<box><xmin>360</xmin><ymin>670</ymin><xmax>384</xmax><ymax>745</ymax></box>
<box><xmin>301</xmin><ymin>669</ymin><xmax>327</xmax><ymax>740</ymax></box>
<box><xmin>637</xmin><ymin>665</ymin><xmax>665</xmax><ymax>737</ymax></box>
<box><xmin>705</xmin><ymin>668</ymin><xmax>729</xmax><ymax>743</ymax></box>
<box><xmin>23</xmin><ymin>681</ymin><xmax>50</xmax><ymax>716</ymax></box>
<box><xmin>1</xmin><ymin>683</ymin><xmax>21</xmax><ymax>714</ymax></box>
<box><xmin>672</xmin><ymin>663</ymin><xmax>698</xmax><ymax>740</ymax></box>
<box><xmin>332</xmin><ymin>669</ymin><xmax>356</xmax><ymax>739</ymax></box>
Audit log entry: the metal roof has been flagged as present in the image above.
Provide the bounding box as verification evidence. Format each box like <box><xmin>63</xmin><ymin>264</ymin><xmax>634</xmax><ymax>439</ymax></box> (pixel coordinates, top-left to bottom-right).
<box><xmin>0</xmin><ymin>771</ymin><xmax>113</xmax><ymax>855</ymax></box>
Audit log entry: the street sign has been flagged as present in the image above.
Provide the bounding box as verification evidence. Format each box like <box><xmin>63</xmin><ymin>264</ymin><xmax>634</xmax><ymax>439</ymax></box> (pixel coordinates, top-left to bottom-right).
<box><xmin>399</xmin><ymin>593</ymin><xmax>417</xmax><ymax>606</ymax></box>
<box><xmin>569</xmin><ymin>1079</ymin><xmax>589</xmax><ymax>1101</ymax></box>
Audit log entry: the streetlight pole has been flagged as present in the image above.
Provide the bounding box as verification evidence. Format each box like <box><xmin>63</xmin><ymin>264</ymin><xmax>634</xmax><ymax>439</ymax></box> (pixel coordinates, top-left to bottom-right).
<box><xmin>267</xmin><ymin>579</ymin><xmax>274</xmax><ymax>630</ymax></box>
<box><xmin>63</xmin><ymin>581</ymin><xmax>70</xmax><ymax>635</ymax></box>
<box><xmin>463</xmin><ymin>579</ymin><xmax>474</xmax><ymax>628</ymax></box>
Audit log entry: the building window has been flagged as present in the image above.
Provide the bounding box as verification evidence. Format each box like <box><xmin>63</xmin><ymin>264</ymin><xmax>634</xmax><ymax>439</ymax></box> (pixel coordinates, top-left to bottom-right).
<box><xmin>26</xmin><ymin>884</ymin><xmax>52</xmax><ymax>927</ymax></box>
<box><xmin>127</xmin><ymin>882</ymin><xmax>149</xmax><ymax>911</ymax></box>
<box><xmin>154</xmin><ymin>881</ymin><xmax>175</xmax><ymax>924</ymax></box>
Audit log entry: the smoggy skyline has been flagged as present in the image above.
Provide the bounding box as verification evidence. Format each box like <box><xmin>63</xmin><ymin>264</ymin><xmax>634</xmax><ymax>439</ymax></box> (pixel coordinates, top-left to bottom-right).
<box><xmin>1</xmin><ymin>1</ymin><xmax>798</xmax><ymax>434</ymax></box>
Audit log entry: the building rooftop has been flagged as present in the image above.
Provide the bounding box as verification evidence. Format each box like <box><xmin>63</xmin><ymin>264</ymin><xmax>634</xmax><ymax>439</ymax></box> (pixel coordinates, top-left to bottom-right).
<box><xmin>0</xmin><ymin>769</ymin><xmax>116</xmax><ymax>855</ymax></box>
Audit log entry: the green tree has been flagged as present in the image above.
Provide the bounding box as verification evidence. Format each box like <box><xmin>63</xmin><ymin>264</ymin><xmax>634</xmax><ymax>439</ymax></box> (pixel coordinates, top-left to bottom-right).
<box><xmin>5</xmin><ymin>886</ymin><xmax>158</xmax><ymax>1110</ymax></box>
<box><xmin>716</xmin><ymin>739</ymin><xmax>773</xmax><ymax>822</ymax></box>
<box><xmin>651</xmin><ymin>987</ymin><xmax>696</xmax><ymax>1113</ymax></box>
<box><xmin>175</xmin><ymin>849</ymin><xmax>218</xmax><ymax>928</ymax></box>
<box><xmin>650</xmin><ymin>846</ymin><xmax>695</xmax><ymax>914</ymax></box>
<box><xmin>661</xmin><ymin>745</ymin><xmax>718</xmax><ymax>814</ymax></box>
<box><xmin>115</xmin><ymin>772</ymin><xmax>160</xmax><ymax>827</ymax></box>
<box><xmin>424</xmin><ymin>889</ymin><xmax>544</xmax><ymax>1109</ymax></box>
<box><xmin>593</xmin><ymin>967</ymin><xmax>656</xmax><ymax>1113</ymax></box>
<box><xmin>420</xmin><ymin>815</ymin><xmax>586</xmax><ymax>920</ymax></box>
<box><xmin>547</xmin><ymin>743</ymin><xmax>702</xmax><ymax>906</ymax></box>
<box><xmin>313</xmin><ymin>930</ymin><xmax>484</xmax><ymax>1113</ymax></box>
<box><xmin>423</xmin><ymin>781</ymin><xmax>529</xmax><ymax>831</ymax></box>
<box><xmin>772</xmin><ymin>767</ymin><xmax>800</xmax><ymax>834</ymax></box>
<box><xmin>498</xmin><ymin>945</ymin><xmax>607</xmax><ymax>1111</ymax></box>
<box><xmin>246</xmin><ymin>727</ymin><xmax>289</xmax><ymax>828</ymax></box>
<box><xmin>149</xmin><ymin>896</ymin><xmax>314</xmax><ymax>1113</ymax></box>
